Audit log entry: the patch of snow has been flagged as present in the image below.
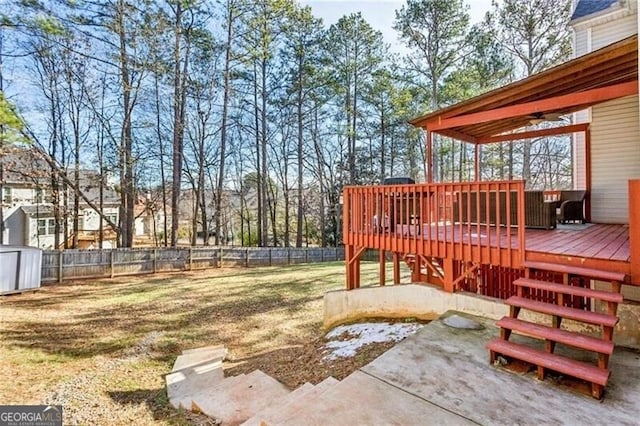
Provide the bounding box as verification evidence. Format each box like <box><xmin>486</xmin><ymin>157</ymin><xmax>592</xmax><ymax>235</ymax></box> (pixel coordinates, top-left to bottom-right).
<box><xmin>323</xmin><ymin>322</ymin><xmax>423</xmax><ymax>361</ymax></box>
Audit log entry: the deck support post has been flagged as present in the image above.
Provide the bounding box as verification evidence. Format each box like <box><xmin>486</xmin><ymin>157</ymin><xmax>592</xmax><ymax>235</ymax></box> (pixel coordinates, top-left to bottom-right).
<box><xmin>346</xmin><ymin>245</ymin><xmax>366</xmax><ymax>290</ymax></box>
<box><xmin>426</xmin><ymin>131</ymin><xmax>433</xmax><ymax>183</ymax></box>
<box><xmin>630</xmin><ymin>180</ymin><xmax>640</xmax><ymax>284</ymax></box>
<box><xmin>379</xmin><ymin>249</ymin><xmax>386</xmax><ymax>286</ymax></box>
<box><xmin>392</xmin><ymin>252</ymin><xmax>401</xmax><ymax>284</ymax></box>
<box><xmin>443</xmin><ymin>257</ymin><xmax>455</xmax><ymax>293</ymax></box>
<box><xmin>345</xmin><ymin>245</ymin><xmax>355</xmax><ymax>290</ymax></box>
<box><xmin>474</xmin><ymin>144</ymin><xmax>480</xmax><ymax>181</ymax></box>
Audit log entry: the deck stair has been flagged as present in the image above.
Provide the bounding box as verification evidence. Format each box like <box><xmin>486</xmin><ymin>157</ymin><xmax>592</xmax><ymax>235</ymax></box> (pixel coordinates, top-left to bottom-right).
<box><xmin>403</xmin><ymin>254</ymin><xmax>444</xmax><ymax>285</ymax></box>
<box><xmin>487</xmin><ymin>261</ymin><xmax>625</xmax><ymax>399</ymax></box>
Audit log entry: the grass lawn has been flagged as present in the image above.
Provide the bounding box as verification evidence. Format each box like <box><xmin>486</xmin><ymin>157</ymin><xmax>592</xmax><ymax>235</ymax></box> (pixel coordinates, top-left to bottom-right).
<box><xmin>0</xmin><ymin>261</ymin><xmax>408</xmax><ymax>425</ymax></box>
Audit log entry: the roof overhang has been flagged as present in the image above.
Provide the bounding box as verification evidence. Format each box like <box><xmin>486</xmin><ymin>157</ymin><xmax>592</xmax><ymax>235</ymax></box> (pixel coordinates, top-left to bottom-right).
<box><xmin>409</xmin><ymin>34</ymin><xmax>638</xmax><ymax>144</ymax></box>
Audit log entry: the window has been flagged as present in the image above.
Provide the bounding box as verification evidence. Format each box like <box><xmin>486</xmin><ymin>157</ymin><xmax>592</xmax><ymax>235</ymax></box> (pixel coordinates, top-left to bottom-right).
<box><xmin>37</xmin><ymin>218</ymin><xmax>58</xmax><ymax>236</ymax></box>
<box><xmin>35</xmin><ymin>188</ymin><xmax>46</xmax><ymax>204</ymax></box>
<box><xmin>2</xmin><ymin>187</ymin><xmax>11</xmax><ymax>205</ymax></box>
<box><xmin>105</xmin><ymin>213</ymin><xmax>118</xmax><ymax>226</ymax></box>
<box><xmin>37</xmin><ymin>219</ymin><xmax>47</xmax><ymax>236</ymax></box>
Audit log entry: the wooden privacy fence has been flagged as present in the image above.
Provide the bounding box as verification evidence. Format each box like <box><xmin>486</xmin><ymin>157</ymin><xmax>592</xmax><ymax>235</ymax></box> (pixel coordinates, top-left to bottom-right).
<box><xmin>41</xmin><ymin>246</ymin><xmax>346</xmax><ymax>283</ymax></box>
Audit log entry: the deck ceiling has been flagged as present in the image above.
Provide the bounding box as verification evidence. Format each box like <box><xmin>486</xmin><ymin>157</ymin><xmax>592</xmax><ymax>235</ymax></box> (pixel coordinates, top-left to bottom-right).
<box><xmin>410</xmin><ymin>34</ymin><xmax>639</xmax><ymax>143</ymax></box>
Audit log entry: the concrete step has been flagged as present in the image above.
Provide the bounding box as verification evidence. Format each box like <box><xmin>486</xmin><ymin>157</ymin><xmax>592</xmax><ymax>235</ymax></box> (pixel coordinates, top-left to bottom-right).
<box><xmin>274</xmin><ymin>371</ymin><xmax>475</xmax><ymax>425</ymax></box>
<box><xmin>191</xmin><ymin>370</ymin><xmax>290</xmax><ymax>425</ymax></box>
<box><xmin>183</xmin><ymin>345</ymin><xmax>227</xmax><ymax>358</ymax></box>
<box><xmin>243</xmin><ymin>377</ymin><xmax>339</xmax><ymax>425</ymax></box>
<box><xmin>513</xmin><ymin>278</ymin><xmax>623</xmax><ymax>303</ymax></box>
<box><xmin>172</xmin><ymin>349</ymin><xmax>226</xmax><ymax>373</ymax></box>
<box><xmin>171</xmin><ymin>373</ymin><xmax>245</xmax><ymax>410</ymax></box>
<box><xmin>167</xmin><ymin>361</ymin><xmax>225</xmax><ymax>409</ymax></box>
<box><xmin>241</xmin><ymin>382</ymin><xmax>316</xmax><ymax>426</ymax></box>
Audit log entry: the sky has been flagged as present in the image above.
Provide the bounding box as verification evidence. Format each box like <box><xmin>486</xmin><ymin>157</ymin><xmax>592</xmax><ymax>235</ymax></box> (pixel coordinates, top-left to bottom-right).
<box><xmin>301</xmin><ymin>0</ymin><xmax>494</xmax><ymax>51</ymax></box>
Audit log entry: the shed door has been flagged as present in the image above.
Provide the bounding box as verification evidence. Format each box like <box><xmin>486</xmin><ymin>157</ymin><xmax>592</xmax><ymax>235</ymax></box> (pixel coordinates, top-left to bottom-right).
<box><xmin>0</xmin><ymin>251</ymin><xmax>19</xmax><ymax>293</ymax></box>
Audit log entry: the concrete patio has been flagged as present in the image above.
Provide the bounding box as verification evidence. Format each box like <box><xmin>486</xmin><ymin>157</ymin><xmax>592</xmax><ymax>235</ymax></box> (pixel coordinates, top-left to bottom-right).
<box><xmin>290</xmin><ymin>311</ymin><xmax>639</xmax><ymax>425</ymax></box>
<box><xmin>170</xmin><ymin>310</ymin><xmax>639</xmax><ymax>425</ymax></box>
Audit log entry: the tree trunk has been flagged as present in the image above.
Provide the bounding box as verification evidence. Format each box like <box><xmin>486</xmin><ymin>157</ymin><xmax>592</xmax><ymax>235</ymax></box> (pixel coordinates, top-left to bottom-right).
<box><xmin>215</xmin><ymin>1</ymin><xmax>233</xmax><ymax>246</ymax></box>
<box><xmin>118</xmin><ymin>0</ymin><xmax>135</xmax><ymax>248</ymax></box>
<box><xmin>260</xmin><ymin>59</ymin><xmax>269</xmax><ymax>246</ymax></box>
<box><xmin>170</xmin><ymin>2</ymin><xmax>185</xmax><ymax>247</ymax></box>
<box><xmin>252</xmin><ymin>62</ymin><xmax>262</xmax><ymax>246</ymax></box>
<box><xmin>295</xmin><ymin>57</ymin><xmax>303</xmax><ymax>247</ymax></box>
<box><xmin>154</xmin><ymin>73</ymin><xmax>168</xmax><ymax>247</ymax></box>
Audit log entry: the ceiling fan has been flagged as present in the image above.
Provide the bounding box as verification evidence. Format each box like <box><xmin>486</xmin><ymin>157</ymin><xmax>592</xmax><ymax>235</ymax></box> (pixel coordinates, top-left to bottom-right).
<box><xmin>526</xmin><ymin>112</ymin><xmax>566</xmax><ymax>125</ymax></box>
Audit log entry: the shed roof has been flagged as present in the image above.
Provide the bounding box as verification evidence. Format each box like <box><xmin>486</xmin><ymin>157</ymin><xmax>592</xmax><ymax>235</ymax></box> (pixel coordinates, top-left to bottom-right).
<box><xmin>409</xmin><ymin>35</ymin><xmax>638</xmax><ymax>143</ymax></box>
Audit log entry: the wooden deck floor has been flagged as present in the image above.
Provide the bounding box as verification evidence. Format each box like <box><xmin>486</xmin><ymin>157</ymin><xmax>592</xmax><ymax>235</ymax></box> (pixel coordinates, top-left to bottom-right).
<box><xmin>525</xmin><ymin>224</ymin><xmax>629</xmax><ymax>262</ymax></box>
<box><xmin>396</xmin><ymin>223</ymin><xmax>630</xmax><ymax>262</ymax></box>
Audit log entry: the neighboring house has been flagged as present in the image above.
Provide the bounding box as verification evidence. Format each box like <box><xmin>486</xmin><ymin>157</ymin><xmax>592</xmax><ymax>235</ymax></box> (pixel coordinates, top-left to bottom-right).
<box><xmin>570</xmin><ymin>0</ymin><xmax>639</xmax><ymax>223</ymax></box>
<box><xmin>1</xmin><ymin>147</ymin><xmax>120</xmax><ymax>249</ymax></box>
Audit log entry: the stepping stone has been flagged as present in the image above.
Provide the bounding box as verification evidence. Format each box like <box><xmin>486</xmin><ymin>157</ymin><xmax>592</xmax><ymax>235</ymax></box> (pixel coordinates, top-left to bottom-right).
<box><xmin>243</xmin><ymin>377</ymin><xmax>338</xmax><ymax>425</ymax></box>
<box><xmin>242</xmin><ymin>382</ymin><xmax>316</xmax><ymax>426</ymax></box>
<box><xmin>442</xmin><ymin>314</ymin><xmax>484</xmax><ymax>330</ymax></box>
<box><xmin>191</xmin><ymin>370</ymin><xmax>290</xmax><ymax>425</ymax></box>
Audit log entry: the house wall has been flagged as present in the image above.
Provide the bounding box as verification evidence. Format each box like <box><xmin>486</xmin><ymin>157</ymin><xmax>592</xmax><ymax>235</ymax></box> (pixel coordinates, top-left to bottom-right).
<box><xmin>590</xmin><ymin>96</ymin><xmax>640</xmax><ymax>223</ymax></box>
<box><xmin>570</xmin><ymin>0</ymin><xmax>638</xmax><ymax>224</ymax></box>
<box><xmin>4</xmin><ymin>210</ymin><xmax>26</xmax><ymax>246</ymax></box>
<box><xmin>2</xmin><ymin>186</ymin><xmax>41</xmax><ymax>208</ymax></box>
<box><xmin>591</xmin><ymin>12</ymin><xmax>637</xmax><ymax>49</ymax></box>
<box><xmin>82</xmin><ymin>206</ymin><xmax>119</xmax><ymax>231</ymax></box>
<box><xmin>27</xmin><ymin>218</ymin><xmax>63</xmax><ymax>250</ymax></box>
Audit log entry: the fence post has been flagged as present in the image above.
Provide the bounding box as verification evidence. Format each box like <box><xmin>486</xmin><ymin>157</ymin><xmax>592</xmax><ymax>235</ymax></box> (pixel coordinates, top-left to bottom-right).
<box><xmin>287</xmin><ymin>248</ymin><xmax>291</xmax><ymax>265</ymax></box>
<box><xmin>110</xmin><ymin>250</ymin><xmax>115</xmax><ymax>278</ymax></box>
<box><xmin>245</xmin><ymin>249</ymin><xmax>249</xmax><ymax>268</ymax></box>
<box><xmin>321</xmin><ymin>248</ymin><xmax>324</xmax><ymax>263</ymax></box>
<box><xmin>153</xmin><ymin>249</ymin><xmax>157</xmax><ymax>274</ymax></box>
<box><xmin>58</xmin><ymin>250</ymin><xmax>63</xmax><ymax>284</ymax></box>
<box><xmin>269</xmin><ymin>247</ymin><xmax>272</xmax><ymax>266</ymax></box>
<box><xmin>189</xmin><ymin>247</ymin><xmax>193</xmax><ymax>271</ymax></box>
<box><xmin>219</xmin><ymin>247</ymin><xmax>223</xmax><ymax>268</ymax></box>
<box><xmin>305</xmin><ymin>248</ymin><xmax>308</xmax><ymax>263</ymax></box>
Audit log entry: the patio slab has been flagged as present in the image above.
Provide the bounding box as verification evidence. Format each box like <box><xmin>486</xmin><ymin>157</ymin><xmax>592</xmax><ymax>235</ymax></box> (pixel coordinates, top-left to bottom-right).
<box><xmin>361</xmin><ymin>311</ymin><xmax>639</xmax><ymax>426</ymax></box>
<box><xmin>275</xmin><ymin>371</ymin><xmax>475</xmax><ymax>426</ymax></box>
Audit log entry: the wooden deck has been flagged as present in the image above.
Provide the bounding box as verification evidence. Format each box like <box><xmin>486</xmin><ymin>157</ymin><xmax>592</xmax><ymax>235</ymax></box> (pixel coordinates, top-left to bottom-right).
<box><xmin>374</xmin><ymin>222</ymin><xmax>631</xmax><ymax>276</ymax></box>
<box><xmin>343</xmin><ymin>181</ymin><xmax>639</xmax><ymax>289</ymax></box>
<box><xmin>396</xmin><ymin>223</ymin><xmax>628</xmax><ymax>261</ymax></box>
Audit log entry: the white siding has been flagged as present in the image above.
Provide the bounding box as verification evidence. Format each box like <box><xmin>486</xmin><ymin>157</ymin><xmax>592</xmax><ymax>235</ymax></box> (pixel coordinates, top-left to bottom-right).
<box><xmin>590</xmin><ymin>95</ymin><xmax>640</xmax><ymax>224</ymax></box>
<box><xmin>572</xmin><ymin>110</ymin><xmax>591</xmax><ymax>190</ymax></box>
<box><xmin>591</xmin><ymin>13</ymin><xmax>637</xmax><ymax>49</ymax></box>
<box><xmin>82</xmin><ymin>206</ymin><xmax>118</xmax><ymax>231</ymax></box>
<box><xmin>573</xmin><ymin>27</ymin><xmax>589</xmax><ymax>57</ymax></box>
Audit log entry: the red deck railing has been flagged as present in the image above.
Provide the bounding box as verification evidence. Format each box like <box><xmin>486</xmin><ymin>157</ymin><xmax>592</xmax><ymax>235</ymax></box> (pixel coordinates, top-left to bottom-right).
<box><xmin>343</xmin><ymin>180</ymin><xmax>526</xmax><ymax>268</ymax></box>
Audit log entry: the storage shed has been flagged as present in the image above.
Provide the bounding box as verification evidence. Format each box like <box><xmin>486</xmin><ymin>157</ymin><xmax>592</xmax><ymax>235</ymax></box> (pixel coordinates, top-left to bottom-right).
<box><xmin>0</xmin><ymin>245</ymin><xmax>43</xmax><ymax>295</ymax></box>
